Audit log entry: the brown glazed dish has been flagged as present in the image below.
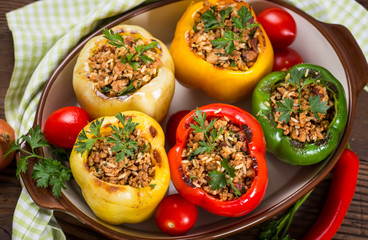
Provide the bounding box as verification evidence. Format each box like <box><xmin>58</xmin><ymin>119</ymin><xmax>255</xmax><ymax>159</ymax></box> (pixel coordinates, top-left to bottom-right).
<box><xmin>18</xmin><ymin>0</ymin><xmax>368</xmax><ymax>239</ymax></box>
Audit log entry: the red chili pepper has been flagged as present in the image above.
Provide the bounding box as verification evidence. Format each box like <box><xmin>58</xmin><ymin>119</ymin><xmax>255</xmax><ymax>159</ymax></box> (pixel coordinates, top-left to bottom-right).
<box><xmin>303</xmin><ymin>148</ymin><xmax>359</xmax><ymax>240</ymax></box>
<box><xmin>168</xmin><ymin>103</ymin><xmax>268</xmax><ymax>217</ymax></box>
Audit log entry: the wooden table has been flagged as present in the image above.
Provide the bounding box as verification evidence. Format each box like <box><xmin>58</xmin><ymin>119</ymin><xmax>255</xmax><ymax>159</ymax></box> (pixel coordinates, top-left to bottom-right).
<box><xmin>0</xmin><ymin>1</ymin><xmax>367</xmax><ymax>239</ymax></box>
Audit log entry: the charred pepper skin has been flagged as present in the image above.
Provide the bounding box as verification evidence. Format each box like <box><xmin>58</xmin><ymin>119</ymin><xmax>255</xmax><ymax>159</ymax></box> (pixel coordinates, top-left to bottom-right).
<box><xmin>168</xmin><ymin>103</ymin><xmax>268</xmax><ymax>217</ymax></box>
<box><xmin>252</xmin><ymin>64</ymin><xmax>348</xmax><ymax>165</ymax></box>
<box><xmin>69</xmin><ymin>111</ymin><xmax>170</xmax><ymax>225</ymax></box>
<box><xmin>169</xmin><ymin>0</ymin><xmax>273</xmax><ymax>103</ymax></box>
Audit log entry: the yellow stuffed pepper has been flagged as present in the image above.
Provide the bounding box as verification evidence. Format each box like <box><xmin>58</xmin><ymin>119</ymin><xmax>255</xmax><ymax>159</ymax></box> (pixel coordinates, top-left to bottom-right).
<box><xmin>170</xmin><ymin>0</ymin><xmax>273</xmax><ymax>103</ymax></box>
<box><xmin>69</xmin><ymin>111</ymin><xmax>170</xmax><ymax>225</ymax></box>
<box><xmin>73</xmin><ymin>24</ymin><xmax>175</xmax><ymax>123</ymax></box>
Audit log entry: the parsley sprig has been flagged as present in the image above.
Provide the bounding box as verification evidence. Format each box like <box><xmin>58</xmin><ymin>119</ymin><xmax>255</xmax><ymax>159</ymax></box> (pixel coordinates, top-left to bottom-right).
<box><xmin>102</xmin><ymin>81</ymin><xmax>140</xmax><ymax>96</ymax></box>
<box><xmin>189</xmin><ymin>108</ymin><xmax>224</xmax><ymax>156</ymax></box>
<box><xmin>74</xmin><ymin>112</ymin><xmax>139</xmax><ymax>163</ymax></box>
<box><xmin>200</xmin><ymin>5</ymin><xmax>258</xmax><ymax>55</ymax></box>
<box><xmin>208</xmin><ymin>158</ymin><xmax>241</xmax><ymax>197</ymax></box>
<box><xmin>275</xmin><ymin>68</ymin><xmax>330</xmax><ymax>124</ymax></box>
<box><xmin>5</xmin><ymin>126</ymin><xmax>71</xmax><ymax>198</ymax></box>
<box><xmin>188</xmin><ymin>108</ymin><xmax>241</xmax><ymax>197</ymax></box>
<box><xmin>102</xmin><ymin>29</ymin><xmax>159</xmax><ymax>70</ymax></box>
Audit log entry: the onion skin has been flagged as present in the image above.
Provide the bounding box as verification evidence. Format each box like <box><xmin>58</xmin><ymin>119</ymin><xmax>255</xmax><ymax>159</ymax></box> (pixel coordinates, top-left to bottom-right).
<box><xmin>0</xmin><ymin>119</ymin><xmax>15</xmax><ymax>171</ymax></box>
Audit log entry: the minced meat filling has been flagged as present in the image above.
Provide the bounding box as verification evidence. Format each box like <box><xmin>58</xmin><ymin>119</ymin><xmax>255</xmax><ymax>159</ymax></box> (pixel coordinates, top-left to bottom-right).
<box><xmin>88</xmin><ymin>31</ymin><xmax>162</xmax><ymax>97</ymax></box>
<box><xmin>189</xmin><ymin>0</ymin><xmax>260</xmax><ymax>71</ymax></box>
<box><xmin>87</xmin><ymin>129</ymin><xmax>155</xmax><ymax>188</ymax></box>
<box><xmin>271</xmin><ymin>76</ymin><xmax>334</xmax><ymax>143</ymax></box>
<box><xmin>181</xmin><ymin>117</ymin><xmax>255</xmax><ymax>201</ymax></box>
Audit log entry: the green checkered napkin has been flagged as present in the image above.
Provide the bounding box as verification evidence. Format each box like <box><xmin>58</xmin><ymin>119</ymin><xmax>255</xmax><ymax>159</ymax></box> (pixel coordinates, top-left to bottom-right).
<box><xmin>5</xmin><ymin>0</ymin><xmax>368</xmax><ymax>239</ymax></box>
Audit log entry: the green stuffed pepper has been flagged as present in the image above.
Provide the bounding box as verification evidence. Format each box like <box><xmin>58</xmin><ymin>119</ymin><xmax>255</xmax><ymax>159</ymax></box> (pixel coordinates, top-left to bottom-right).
<box><xmin>252</xmin><ymin>64</ymin><xmax>347</xmax><ymax>165</ymax></box>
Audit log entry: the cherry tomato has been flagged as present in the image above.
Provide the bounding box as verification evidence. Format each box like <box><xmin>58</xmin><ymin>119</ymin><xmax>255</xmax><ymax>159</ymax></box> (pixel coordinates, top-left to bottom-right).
<box><xmin>272</xmin><ymin>47</ymin><xmax>303</xmax><ymax>71</ymax></box>
<box><xmin>257</xmin><ymin>7</ymin><xmax>297</xmax><ymax>49</ymax></box>
<box><xmin>155</xmin><ymin>193</ymin><xmax>198</xmax><ymax>236</ymax></box>
<box><xmin>165</xmin><ymin>110</ymin><xmax>190</xmax><ymax>148</ymax></box>
<box><xmin>43</xmin><ymin>106</ymin><xmax>90</xmax><ymax>149</ymax></box>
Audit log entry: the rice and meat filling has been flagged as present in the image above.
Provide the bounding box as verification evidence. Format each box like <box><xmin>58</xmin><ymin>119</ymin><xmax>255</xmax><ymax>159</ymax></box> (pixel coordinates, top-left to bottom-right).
<box><xmin>271</xmin><ymin>77</ymin><xmax>334</xmax><ymax>143</ymax></box>
<box><xmin>87</xmin><ymin>129</ymin><xmax>155</xmax><ymax>188</ymax></box>
<box><xmin>189</xmin><ymin>0</ymin><xmax>260</xmax><ymax>71</ymax></box>
<box><xmin>88</xmin><ymin>31</ymin><xmax>162</xmax><ymax>97</ymax></box>
<box><xmin>181</xmin><ymin>117</ymin><xmax>255</xmax><ymax>201</ymax></box>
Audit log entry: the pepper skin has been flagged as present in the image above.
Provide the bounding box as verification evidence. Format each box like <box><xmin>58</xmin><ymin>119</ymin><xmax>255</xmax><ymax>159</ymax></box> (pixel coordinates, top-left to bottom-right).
<box><xmin>69</xmin><ymin>111</ymin><xmax>170</xmax><ymax>225</ymax></box>
<box><xmin>168</xmin><ymin>103</ymin><xmax>268</xmax><ymax>217</ymax></box>
<box><xmin>170</xmin><ymin>0</ymin><xmax>273</xmax><ymax>103</ymax></box>
<box><xmin>73</xmin><ymin>24</ymin><xmax>175</xmax><ymax>123</ymax></box>
<box><xmin>303</xmin><ymin>148</ymin><xmax>359</xmax><ymax>240</ymax></box>
<box><xmin>252</xmin><ymin>64</ymin><xmax>348</xmax><ymax>165</ymax></box>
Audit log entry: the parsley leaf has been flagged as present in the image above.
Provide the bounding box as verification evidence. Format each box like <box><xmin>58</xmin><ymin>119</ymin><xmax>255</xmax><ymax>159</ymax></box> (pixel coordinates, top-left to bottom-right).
<box><xmin>5</xmin><ymin>125</ymin><xmax>72</xmax><ymax>198</ymax></box>
<box><xmin>200</xmin><ymin>5</ymin><xmax>258</xmax><ymax>55</ymax></box>
<box><xmin>208</xmin><ymin>158</ymin><xmax>241</xmax><ymax>197</ymax></box>
<box><xmin>211</xmin><ymin>37</ymin><xmax>232</xmax><ymax>50</ymax></box>
<box><xmin>189</xmin><ymin>108</ymin><xmax>221</xmax><ymax>156</ymax></box>
<box><xmin>102</xmin><ymin>28</ymin><xmax>159</xmax><ymax>71</ymax></box>
<box><xmin>236</xmin><ymin>6</ymin><xmax>253</xmax><ymax>29</ymax></box>
<box><xmin>301</xmin><ymin>78</ymin><xmax>316</xmax><ymax>89</ymax></box>
<box><xmin>74</xmin><ymin>118</ymin><xmax>104</xmax><ymax>155</ymax></box>
<box><xmin>210</xmin><ymin>126</ymin><xmax>225</xmax><ymax>143</ymax></box>
<box><xmin>220</xmin><ymin>7</ymin><xmax>232</xmax><ymax>22</ymax></box>
<box><xmin>201</xmin><ymin>9</ymin><xmax>222</xmax><ymax>30</ymax></box>
<box><xmin>193</xmin><ymin>20</ymin><xmax>199</xmax><ymax>32</ymax></box>
<box><xmin>224</xmin><ymin>40</ymin><xmax>235</xmax><ymax>56</ymax></box>
<box><xmin>16</xmin><ymin>156</ymin><xmax>28</xmax><ymax>178</ymax></box>
<box><xmin>118</xmin><ymin>82</ymin><xmax>137</xmax><ymax>96</ymax></box>
<box><xmin>75</xmin><ymin>112</ymin><xmax>139</xmax><ymax>163</ymax></box>
<box><xmin>208</xmin><ymin>169</ymin><xmax>227</xmax><ymax>189</ymax></box>
<box><xmin>276</xmin><ymin>68</ymin><xmax>330</xmax><ymax>124</ymax></box>
<box><xmin>23</xmin><ymin>126</ymin><xmax>50</xmax><ymax>150</ymax></box>
<box><xmin>102</xmin><ymin>29</ymin><xmax>126</xmax><ymax>49</ymax></box>
<box><xmin>275</xmin><ymin>98</ymin><xmax>294</xmax><ymax>124</ymax></box>
<box><xmin>287</xmin><ymin>68</ymin><xmax>305</xmax><ymax>89</ymax></box>
<box><xmin>309</xmin><ymin>95</ymin><xmax>330</xmax><ymax>120</ymax></box>
<box><xmin>221</xmin><ymin>158</ymin><xmax>236</xmax><ymax>178</ymax></box>
<box><xmin>140</xmin><ymin>54</ymin><xmax>154</xmax><ymax>64</ymax></box>
<box><xmin>32</xmin><ymin>158</ymin><xmax>71</xmax><ymax>198</ymax></box>
<box><xmin>211</xmin><ymin>31</ymin><xmax>236</xmax><ymax>55</ymax></box>
<box><xmin>193</xmin><ymin>141</ymin><xmax>213</xmax><ymax>155</ymax></box>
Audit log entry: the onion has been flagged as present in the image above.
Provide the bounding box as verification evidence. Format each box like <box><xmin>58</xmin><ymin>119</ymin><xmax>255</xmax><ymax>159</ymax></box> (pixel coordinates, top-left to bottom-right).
<box><xmin>0</xmin><ymin>119</ymin><xmax>15</xmax><ymax>170</ymax></box>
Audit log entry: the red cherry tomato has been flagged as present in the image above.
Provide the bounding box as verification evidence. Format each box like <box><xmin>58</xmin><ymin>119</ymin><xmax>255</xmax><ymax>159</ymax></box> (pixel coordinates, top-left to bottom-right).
<box><xmin>155</xmin><ymin>194</ymin><xmax>198</xmax><ymax>236</ymax></box>
<box><xmin>165</xmin><ymin>110</ymin><xmax>190</xmax><ymax>148</ymax></box>
<box><xmin>272</xmin><ymin>47</ymin><xmax>303</xmax><ymax>71</ymax></box>
<box><xmin>257</xmin><ymin>7</ymin><xmax>297</xmax><ymax>49</ymax></box>
<box><xmin>43</xmin><ymin>106</ymin><xmax>90</xmax><ymax>149</ymax></box>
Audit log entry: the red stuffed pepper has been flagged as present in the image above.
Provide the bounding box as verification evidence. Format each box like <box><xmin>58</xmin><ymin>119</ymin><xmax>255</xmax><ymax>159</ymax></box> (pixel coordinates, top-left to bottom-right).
<box><xmin>168</xmin><ymin>103</ymin><xmax>267</xmax><ymax>217</ymax></box>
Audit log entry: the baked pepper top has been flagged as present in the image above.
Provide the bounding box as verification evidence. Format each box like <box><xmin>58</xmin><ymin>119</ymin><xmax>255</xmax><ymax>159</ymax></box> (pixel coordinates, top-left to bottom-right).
<box><xmin>69</xmin><ymin>111</ymin><xmax>170</xmax><ymax>225</ymax></box>
<box><xmin>168</xmin><ymin>103</ymin><xmax>268</xmax><ymax>217</ymax></box>
<box><xmin>252</xmin><ymin>64</ymin><xmax>348</xmax><ymax>165</ymax></box>
<box><xmin>73</xmin><ymin>24</ymin><xmax>175</xmax><ymax>123</ymax></box>
<box><xmin>170</xmin><ymin>0</ymin><xmax>273</xmax><ymax>103</ymax></box>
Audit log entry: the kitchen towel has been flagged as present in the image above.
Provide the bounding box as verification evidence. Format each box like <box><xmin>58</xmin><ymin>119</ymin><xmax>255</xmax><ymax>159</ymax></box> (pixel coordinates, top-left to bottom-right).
<box><xmin>5</xmin><ymin>0</ymin><xmax>368</xmax><ymax>239</ymax></box>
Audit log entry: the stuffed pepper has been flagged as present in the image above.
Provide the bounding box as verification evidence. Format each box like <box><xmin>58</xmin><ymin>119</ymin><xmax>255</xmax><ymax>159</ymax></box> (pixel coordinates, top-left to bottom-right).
<box><xmin>73</xmin><ymin>24</ymin><xmax>175</xmax><ymax>123</ymax></box>
<box><xmin>170</xmin><ymin>0</ymin><xmax>273</xmax><ymax>103</ymax></box>
<box><xmin>69</xmin><ymin>111</ymin><xmax>170</xmax><ymax>225</ymax></box>
<box><xmin>252</xmin><ymin>64</ymin><xmax>348</xmax><ymax>165</ymax></box>
<box><xmin>168</xmin><ymin>103</ymin><xmax>267</xmax><ymax>217</ymax></box>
